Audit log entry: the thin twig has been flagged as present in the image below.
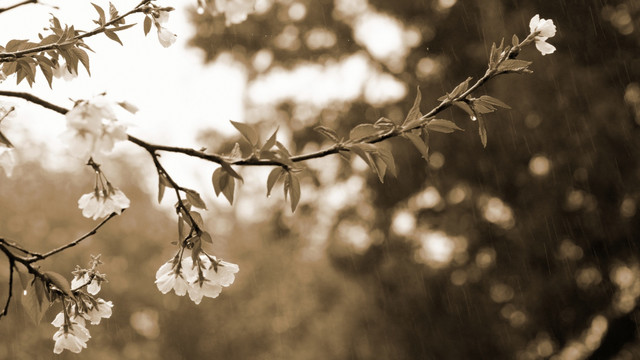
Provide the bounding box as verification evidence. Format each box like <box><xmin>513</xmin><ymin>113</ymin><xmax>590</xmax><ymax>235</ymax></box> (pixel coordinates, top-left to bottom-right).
<box><xmin>0</xmin><ymin>258</ymin><xmax>15</xmax><ymax>318</ymax></box>
<box><xmin>0</xmin><ymin>0</ymin><xmax>37</xmax><ymax>14</ymax></box>
<box><xmin>0</xmin><ymin>238</ymin><xmax>40</xmax><ymax>257</ymax></box>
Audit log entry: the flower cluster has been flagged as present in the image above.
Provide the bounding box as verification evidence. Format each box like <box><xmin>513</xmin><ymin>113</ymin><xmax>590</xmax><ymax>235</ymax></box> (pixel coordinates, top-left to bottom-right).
<box><xmin>156</xmin><ymin>249</ymin><xmax>239</xmax><ymax>304</ymax></box>
<box><xmin>60</xmin><ymin>98</ymin><xmax>128</xmax><ymax>158</ymax></box>
<box><xmin>529</xmin><ymin>14</ymin><xmax>557</xmax><ymax>55</ymax></box>
<box><xmin>51</xmin><ymin>257</ymin><xmax>113</xmax><ymax>354</ymax></box>
<box><xmin>153</xmin><ymin>10</ymin><xmax>177</xmax><ymax>47</ymax></box>
<box><xmin>77</xmin><ymin>160</ymin><xmax>130</xmax><ymax>220</ymax></box>
<box><xmin>200</xmin><ymin>0</ymin><xmax>257</xmax><ymax>26</ymax></box>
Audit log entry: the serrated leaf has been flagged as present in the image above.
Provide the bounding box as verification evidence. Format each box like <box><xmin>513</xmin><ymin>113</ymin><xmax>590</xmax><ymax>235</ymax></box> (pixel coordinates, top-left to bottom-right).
<box><xmin>104</xmin><ymin>30</ymin><xmax>123</xmax><ymax>45</ymax></box>
<box><xmin>267</xmin><ymin>167</ymin><xmax>285</xmax><ymax>197</ymax></box>
<box><xmin>185</xmin><ymin>189</ymin><xmax>207</xmax><ymax>210</ymax></box>
<box><xmin>230</xmin><ymin>120</ymin><xmax>259</xmax><ymax>146</ymax></box>
<box><xmin>402</xmin><ymin>86</ymin><xmax>422</xmax><ymax>126</ymax></box>
<box><xmin>427</xmin><ymin>119</ymin><xmax>464</xmax><ymax>133</ymax></box>
<box><xmin>349</xmin><ymin>124</ymin><xmax>378</xmax><ymax>140</ymax></box>
<box><xmin>143</xmin><ymin>16</ymin><xmax>152</xmax><ymax>36</ymax></box>
<box><xmin>92</xmin><ymin>3</ymin><xmax>106</xmax><ymax>25</ymax></box>
<box><xmin>288</xmin><ymin>173</ymin><xmax>301</xmax><ymax>212</ymax></box>
<box><xmin>261</xmin><ymin>127</ymin><xmax>278</xmax><ymax>152</ymax></box>
<box><xmin>477</xmin><ymin>114</ymin><xmax>487</xmax><ymax>147</ymax></box>
<box><xmin>478</xmin><ymin>95</ymin><xmax>511</xmax><ymax>109</ymax></box>
<box><xmin>404</xmin><ymin>130</ymin><xmax>429</xmax><ymax>161</ymax></box>
<box><xmin>44</xmin><ymin>271</ymin><xmax>73</xmax><ymax>299</ymax></box>
<box><xmin>22</xmin><ymin>277</ymin><xmax>49</xmax><ymax>325</ymax></box>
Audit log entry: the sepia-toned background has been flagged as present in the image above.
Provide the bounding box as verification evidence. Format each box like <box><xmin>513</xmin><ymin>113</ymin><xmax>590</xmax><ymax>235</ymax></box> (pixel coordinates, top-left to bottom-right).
<box><xmin>1</xmin><ymin>0</ymin><xmax>639</xmax><ymax>358</ymax></box>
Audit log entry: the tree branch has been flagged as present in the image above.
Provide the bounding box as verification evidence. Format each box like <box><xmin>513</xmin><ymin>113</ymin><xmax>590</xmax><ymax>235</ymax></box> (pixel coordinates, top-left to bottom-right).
<box><xmin>0</xmin><ymin>0</ymin><xmax>37</xmax><ymax>14</ymax></box>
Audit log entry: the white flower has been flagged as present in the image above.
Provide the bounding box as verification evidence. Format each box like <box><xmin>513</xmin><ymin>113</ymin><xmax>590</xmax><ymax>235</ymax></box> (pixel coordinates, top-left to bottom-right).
<box><xmin>529</xmin><ymin>14</ymin><xmax>556</xmax><ymax>55</ymax></box>
<box><xmin>61</xmin><ymin>100</ymin><xmax>127</xmax><ymax>157</ymax></box>
<box><xmin>187</xmin><ymin>279</ymin><xmax>223</xmax><ymax>304</ymax></box>
<box><xmin>156</xmin><ymin>26</ymin><xmax>177</xmax><ymax>48</ymax></box>
<box><xmin>81</xmin><ymin>299</ymin><xmax>113</xmax><ymax>325</ymax></box>
<box><xmin>155</xmin><ymin>260</ymin><xmax>190</xmax><ymax>296</ymax></box>
<box><xmin>78</xmin><ymin>187</ymin><xmax>130</xmax><ymax>220</ymax></box>
<box><xmin>51</xmin><ymin>313</ymin><xmax>91</xmax><ymax>354</ymax></box>
<box><xmin>212</xmin><ymin>0</ymin><xmax>256</xmax><ymax>26</ymax></box>
<box><xmin>0</xmin><ymin>147</ymin><xmax>15</xmax><ymax>177</ymax></box>
<box><xmin>52</xmin><ymin>60</ymin><xmax>78</xmax><ymax>80</ymax></box>
<box><xmin>71</xmin><ymin>273</ymin><xmax>102</xmax><ymax>295</ymax></box>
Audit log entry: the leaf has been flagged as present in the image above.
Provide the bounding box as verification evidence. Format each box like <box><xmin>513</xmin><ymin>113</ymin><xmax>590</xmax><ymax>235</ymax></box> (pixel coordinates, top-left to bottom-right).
<box><xmin>110</xmin><ymin>23</ymin><xmax>136</xmax><ymax>32</ymax></box>
<box><xmin>230</xmin><ymin>120</ymin><xmax>259</xmax><ymax>146</ymax></box>
<box><xmin>477</xmin><ymin>114</ymin><xmax>488</xmax><ymax>148</ymax></box>
<box><xmin>427</xmin><ymin>119</ymin><xmax>464</xmax><ymax>133</ymax></box>
<box><xmin>71</xmin><ymin>47</ymin><xmax>90</xmax><ymax>75</ymax></box>
<box><xmin>376</xmin><ymin>146</ymin><xmax>397</xmax><ymax>177</ymax></box>
<box><xmin>403</xmin><ymin>130</ymin><xmax>429</xmax><ymax>161</ymax></box>
<box><xmin>221</xmin><ymin>176</ymin><xmax>235</xmax><ymax>205</ymax></box>
<box><xmin>117</xmin><ymin>101</ymin><xmax>139</xmax><ymax>113</ymax></box>
<box><xmin>143</xmin><ymin>16</ymin><xmax>152</xmax><ymax>36</ymax></box>
<box><xmin>185</xmin><ymin>189</ymin><xmax>207</xmax><ymax>210</ymax></box>
<box><xmin>22</xmin><ymin>277</ymin><xmax>50</xmax><ymax>325</ymax></box>
<box><xmin>288</xmin><ymin>172</ymin><xmax>301</xmax><ymax>212</ymax></box>
<box><xmin>349</xmin><ymin>124</ymin><xmax>378</xmax><ymax>140</ymax></box>
<box><xmin>200</xmin><ymin>231</ymin><xmax>213</xmax><ymax>244</ymax></box>
<box><xmin>104</xmin><ymin>30</ymin><xmax>123</xmax><ymax>45</ymax></box>
<box><xmin>109</xmin><ymin>2</ymin><xmax>118</xmax><ymax>20</ymax></box>
<box><xmin>478</xmin><ymin>95</ymin><xmax>511</xmax><ymax>109</ymax></box>
<box><xmin>211</xmin><ymin>167</ymin><xmax>224</xmax><ymax>196</ymax></box>
<box><xmin>190</xmin><ymin>211</ymin><xmax>205</xmax><ymax>229</ymax></box>
<box><xmin>92</xmin><ymin>3</ymin><xmax>106</xmax><ymax>25</ymax></box>
<box><xmin>43</xmin><ymin>271</ymin><xmax>74</xmax><ymax>299</ymax></box>
<box><xmin>267</xmin><ymin>167</ymin><xmax>285</xmax><ymax>197</ymax></box>
<box><xmin>314</xmin><ymin>126</ymin><xmax>339</xmax><ymax>142</ymax></box>
<box><xmin>449</xmin><ymin>77</ymin><xmax>472</xmax><ymax>99</ymax></box>
<box><xmin>220</xmin><ymin>162</ymin><xmax>243</xmax><ymax>182</ymax></box>
<box><xmin>497</xmin><ymin>59</ymin><xmax>532</xmax><ymax>73</ymax></box>
<box><xmin>158</xmin><ymin>178</ymin><xmax>166</xmax><ymax>203</ymax></box>
<box><xmin>453</xmin><ymin>101</ymin><xmax>475</xmax><ymax>119</ymax></box>
<box><xmin>402</xmin><ymin>86</ymin><xmax>422</xmax><ymax>126</ymax></box>
<box><xmin>472</xmin><ymin>101</ymin><xmax>496</xmax><ymax>114</ymax></box>
<box><xmin>261</xmin><ymin>127</ymin><xmax>278</xmax><ymax>152</ymax></box>
<box><xmin>178</xmin><ymin>215</ymin><xmax>187</xmax><ymax>240</ymax></box>
<box><xmin>512</xmin><ymin>34</ymin><xmax>519</xmax><ymax>47</ymax></box>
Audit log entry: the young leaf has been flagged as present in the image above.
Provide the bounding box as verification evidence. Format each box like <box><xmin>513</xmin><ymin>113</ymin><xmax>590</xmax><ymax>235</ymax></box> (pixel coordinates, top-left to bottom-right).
<box><xmin>221</xmin><ymin>176</ymin><xmax>235</xmax><ymax>205</ymax></box>
<box><xmin>91</xmin><ymin>3</ymin><xmax>106</xmax><ymax>25</ymax></box>
<box><xmin>314</xmin><ymin>126</ymin><xmax>339</xmax><ymax>142</ymax></box>
<box><xmin>403</xmin><ymin>130</ymin><xmax>429</xmax><ymax>161</ymax></box>
<box><xmin>104</xmin><ymin>30</ymin><xmax>123</xmax><ymax>45</ymax></box>
<box><xmin>230</xmin><ymin>120</ymin><xmax>259</xmax><ymax>146</ymax></box>
<box><xmin>22</xmin><ymin>278</ymin><xmax>50</xmax><ymax>325</ymax></box>
<box><xmin>453</xmin><ymin>101</ymin><xmax>475</xmax><ymax>119</ymax></box>
<box><xmin>109</xmin><ymin>2</ymin><xmax>118</xmax><ymax>21</ymax></box>
<box><xmin>44</xmin><ymin>271</ymin><xmax>74</xmax><ymax>299</ymax></box>
<box><xmin>143</xmin><ymin>16</ymin><xmax>152</xmax><ymax>36</ymax></box>
<box><xmin>497</xmin><ymin>59</ymin><xmax>532</xmax><ymax>73</ymax></box>
<box><xmin>477</xmin><ymin>114</ymin><xmax>488</xmax><ymax>147</ymax></box>
<box><xmin>158</xmin><ymin>179</ymin><xmax>166</xmax><ymax>203</ymax></box>
<box><xmin>288</xmin><ymin>172</ymin><xmax>301</xmax><ymax>212</ymax></box>
<box><xmin>478</xmin><ymin>95</ymin><xmax>511</xmax><ymax>109</ymax></box>
<box><xmin>427</xmin><ymin>119</ymin><xmax>464</xmax><ymax>133</ymax></box>
<box><xmin>449</xmin><ymin>77</ymin><xmax>472</xmax><ymax>99</ymax></box>
<box><xmin>190</xmin><ymin>211</ymin><xmax>205</xmax><ymax>229</ymax></box>
<box><xmin>512</xmin><ymin>34</ymin><xmax>519</xmax><ymax>47</ymax></box>
<box><xmin>402</xmin><ymin>86</ymin><xmax>422</xmax><ymax>126</ymax></box>
<box><xmin>71</xmin><ymin>48</ymin><xmax>90</xmax><ymax>75</ymax></box>
<box><xmin>376</xmin><ymin>146</ymin><xmax>397</xmax><ymax>178</ymax></box>
<box><xmin>349</xmin><ymin>124</ymin><xmax>379</xmax><ymax>141</ymax></box>
<box><xmin>211</xmin><ymin>167</ymin><xmax>224</xmax><ymax>196</ymax></box>
<box><xmin>267</xmin><ymin>167</ymin><xmax>285</xmax><ymax>197</ymax></box>
<box><xmin>220</xmin><ymin>162</ymin><xmax>243</xmax><ymax>182</ymax></box>
<box><xmin>261</xmin><ymin>127</ymin><xmax>278</xmax><ymax>152</ymax></box>
<box><xmin>200</xmin><ymin>231</ymin><xmax>213</xmax><ymax>244</ymax></box>
<box><xmin>185</xmin><ymin>189</ymin><xmax>207</xmax><ymax>210</ymax></box>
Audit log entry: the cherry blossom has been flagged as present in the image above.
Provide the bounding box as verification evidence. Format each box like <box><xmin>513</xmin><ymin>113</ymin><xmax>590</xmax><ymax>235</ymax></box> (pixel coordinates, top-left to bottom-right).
<box><xmin>80</xmin><ymin>299</ymin><xmax>113</xmax><ymax>325</ymax></box>
<box><xmin>77</xmin><ymin>186</ymin><xmax>130</xmax><ymax>220</ymax></box>
<box><xmin>155</xmin><ymin>259</ymin><xmax>190</xmax><ymax>296</ymax></box>
<box><xmin>51</xmin><ymin>313</ymin><xmax>91</xmax><ymax>354</ymax></box>
<box><xmin>529</xmin><ymin>14</ymin><xmax>556</xmax><ymax>55</ymax></box>
<box><xmin>71</xmin><ymin>272</ymin><xmax>102</xmax><ymax>295</ymax></box>
<box><xmin>154</xmin><ymin>11</ymin><xmax>177</xmax><ymax>47</ymax></box>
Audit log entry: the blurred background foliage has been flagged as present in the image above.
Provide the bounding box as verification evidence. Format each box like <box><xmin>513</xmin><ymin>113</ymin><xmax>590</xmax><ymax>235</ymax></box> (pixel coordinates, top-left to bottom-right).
<box><xmin>2</xmin><ymin>0</ymin><xmax>640</xmax><ymax>358</ymax></box>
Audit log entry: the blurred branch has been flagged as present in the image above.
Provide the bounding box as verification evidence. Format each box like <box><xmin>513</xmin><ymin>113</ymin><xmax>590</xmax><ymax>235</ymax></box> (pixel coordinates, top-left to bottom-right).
<box><xmin>0</xmin><ymin>91</ymin><xmax>68</xmax><ymax>114</ymax></box>
<box><xmin>0</xmin><ymin>0</ymin><xmax>152</xmax><ymax>62</ymax></box>
<box><xmin>0</xmin><ymin>0</ymin><xmax>37</xmax><ymax>14</ymax></box>
<box><xmin>0</xmin><ymin>255</ymin><xmax>14</xmax><ymax>318</ymax></box>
